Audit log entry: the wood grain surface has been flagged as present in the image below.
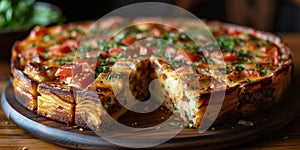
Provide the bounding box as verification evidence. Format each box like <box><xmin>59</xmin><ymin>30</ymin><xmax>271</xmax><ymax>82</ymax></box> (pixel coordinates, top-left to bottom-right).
<box><xmin>0</xmin><ymin>34</ymin><xmax>299</xmax><ymax>149</ymax></box>
<box><xmin>2</xmin><ymin>81</ymin><xmax>300</xmax><ymax>149</ymax></box>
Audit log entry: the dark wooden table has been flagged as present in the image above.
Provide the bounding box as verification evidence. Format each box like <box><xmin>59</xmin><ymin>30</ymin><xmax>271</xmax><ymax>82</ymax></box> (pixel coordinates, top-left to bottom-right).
<box><xmin>0</xmin><ymin>34</ymin><xmax>299</xmax><ymax>149</ymax></box>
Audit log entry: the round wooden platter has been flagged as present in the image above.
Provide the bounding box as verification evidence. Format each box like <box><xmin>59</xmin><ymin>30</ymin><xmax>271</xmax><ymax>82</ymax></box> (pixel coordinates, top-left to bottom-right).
<box><xmin>1</xmin><ymin>83</ymin><xmax>300</xmax><ymax>149</ymax></box>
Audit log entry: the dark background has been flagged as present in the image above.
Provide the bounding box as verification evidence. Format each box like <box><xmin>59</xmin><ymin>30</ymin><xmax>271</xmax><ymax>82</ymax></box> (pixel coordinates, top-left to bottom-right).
<box><xmin>38</xmin><ymin>0</ymin><xmax>300</xmax><ymax>32</ymax></box>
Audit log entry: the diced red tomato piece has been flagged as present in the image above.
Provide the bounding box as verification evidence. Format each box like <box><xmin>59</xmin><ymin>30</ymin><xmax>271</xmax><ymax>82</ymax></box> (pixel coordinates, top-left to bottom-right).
<box><xmin>30</xmin><ymin>27</ymin><xmax>48</xmax><ymax>37</ymax></box>
<box><xmin>55</xmin><ymin>64</ymin><xmax>82</xmax><ymax>77</ymax></box>
<box><xmin>108</xmin><ymin>47</ymin><xmax>124</xmax><ymax>57</ymax></box>
<box><xmin>23</xmin><ymin>47</ymin><xmax>46</xmax><ymax>58</ymax></box>
<box><xmin>223</xmin><ymin>53</ymin><xmax>237</xmax><ymax>62</ymax></box>
<box><xmin>122</xmin><ymin>35</ymin><xmax>136</xmax><ymax>46</ymax></box>
<box><xmin>227</xmin><ymin>28</ymin><xmax>241</xmax><ymax>36</ymax></box>
<box><xmin>176</xmin><ymin>47</ymin><xmax>200</xmax><ymax>62</ymax></box>
<box><xmin>49</xmin><ymin>45</ymin><xmax>72</xmax><ymax>53</ymax></box>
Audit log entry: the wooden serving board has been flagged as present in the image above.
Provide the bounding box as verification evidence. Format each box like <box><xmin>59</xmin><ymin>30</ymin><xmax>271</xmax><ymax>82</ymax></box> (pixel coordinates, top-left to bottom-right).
<box><xmin>1</xmin><ymin>83</ymin><xmax>300</xmax><ymax>149</ymax></box>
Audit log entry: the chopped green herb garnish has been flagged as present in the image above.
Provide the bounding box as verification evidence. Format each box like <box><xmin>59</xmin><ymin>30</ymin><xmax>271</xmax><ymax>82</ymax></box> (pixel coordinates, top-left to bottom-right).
<box><xmin>207</xmin><ymin>59</ymin><xmax>214</xmax><ymax>65</ymax></box>
<box><xmin>265</xmin><ymin>40</ymin><xmax>271</xmax><ymax>46</ymax></box>
<box><xmin>201</xmin><ymin>57</ymin><xmax>207</xmax><ymax>64</ymax></box>
<box><xmin>184</xmin><ymin>110</ymin><xmax>189</xmax><ymax>121</ymax></box>
<box><xmin>101</xmin><ymin>100</ymin><xmax>105</xmax><ymax>107</ymax></box>
<box><xmin>160</xmin><ymin>32</ymin><xmax>176</xmax><ymax>43</ymax></box>
<box><xmin>98</xmin><ymin>66</ymin><xmax>110</xmax><ymax>73</ymax></box>
<box><xmin>226</xmin><ymin>67</ymin><xmax>233</xmax><ymax>74</ymax></box>
<box><xmin>244</xmin><ymin>79</ymin><xmax>251</xmax><ymax>82</ymax></box>
<box><xmin>79</xmin><ymin>45</ymin><xmax>96</xmax><ymax>53</ymax></box>
<box><xmin>245</xmin><ymin>58</ymin><xmax>252</xmax><ymax>64</ymax></box>
<box><xmin>224</xmin><ymin>48</ymin><xmax>234</xmax><ymax>53</ymax></box>
<box><xmin>235</xmin><ymin>65</ymin><xmax>244</xmax><ymax>71</ymax></box>
<box><xmin>39</xmin><ymin>66</ymin><xmax>49</xmax><ymax>70</ymax></box>
<box><xmin>43</xmin><ymin>35</ymin><xmax>56</xmax><ymax>43</ymax></box>
<box><xmin>67</xmin><ymin>28</ymin><xmax>84</xmax><ymax>34</ymax></box>
<box><xmin>173</xmin><ymin>104</ymin><xmax>179</xmax><ymax>112</ymax></box>
<box><xmin>194</xmin><ymin>62</ymin><xmax>200</xmax><ymax>67</ymax></box>
<box><xmin>239</xmin><ymin>50</ymin><xmax>248</xmax><ymax>56</ymax></box>
<box><xmin>211</xmin><ymin>127</ymin><xmax>216</xmax><ymax>131</ymax></box>
<box><xmin>217</xmin><ymin>36</ymin><xmax>236</xmax><ymax>51</ymax></box>
<box><xmin>260</xmin><ymin>68</ymin><xmax>267</xmax><ymax>76</ymax></box>
<box><xmin>188</xmin><ymin>123</ymin><xmax>193</xmax><ymax>128</ymax></box>
<box><xmin>54</xmin><ymin>77</ymin><xmax>59</xmax><ymax>82</ymax></box>
<box><xmin>205</xmin><ymin>69</ymin><xmax>210</xmax><ymax>74</ymax></box>
<box><xmin>105</xmin><ymin>72</ymin><xmax>111</xmax><ymax>80</ymax></box>
<box><xmin>231</xmin><ymin>62</ymin><xmax>239</xmax><ymax>66</ymax></box>
<box><xmin>254</xmin><ymin>64</ymin><xmax>262</xmax><ymax>68</ymax></box>
<box><xmin>204</xmin><ymin>86</ymin><xmax>210</xmax><ymax>91</ymax></box>
<box><xmin>29</xmin><ymin>43</ymin><xmax>36</xmax><ymax>48</ymax></box>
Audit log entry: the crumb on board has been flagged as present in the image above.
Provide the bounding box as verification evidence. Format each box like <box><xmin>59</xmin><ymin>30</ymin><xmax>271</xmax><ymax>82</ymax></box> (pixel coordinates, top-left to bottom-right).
<box><xmin>132</xmin><ymin>122</ymin><xmax>138</xmax><ymax>126</ymax></box>
<box><xmin>4</xmin><ymin>121</ymin><xmax>10</xmax><ymax>125</ymax></box>
<box><xmin>22</xmin><ymin>146</ymin><xmax>27</xmax><ymax>150</ymax></box>
<box><xmin>79</xmin><ymin>128</ymin><xmax>84</xmax><ymax>131</ymax></box>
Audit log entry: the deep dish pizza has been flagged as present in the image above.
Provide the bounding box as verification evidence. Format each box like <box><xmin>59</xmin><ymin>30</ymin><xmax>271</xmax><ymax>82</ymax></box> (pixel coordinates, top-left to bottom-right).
<box><xmin>11</xmin><ymin>17</ymin><xmax>292</xmax><ymax>129</ymax></box>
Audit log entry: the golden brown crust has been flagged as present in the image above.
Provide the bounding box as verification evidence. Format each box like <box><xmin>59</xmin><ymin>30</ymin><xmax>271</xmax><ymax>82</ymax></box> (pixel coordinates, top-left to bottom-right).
<box><xmin>12</xmin><ymin>67</ymin><xmax>38</xmax><ymax>111</ymax></box>
<box><xmin>224</xmin><ymin>23</ymin><xmax>292</xmax><ymax>117</ymax></box>
<box><xmin>37</xmin><ymin>83</ymin><xmax>75</xmax><ymax>125</ymax></box>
